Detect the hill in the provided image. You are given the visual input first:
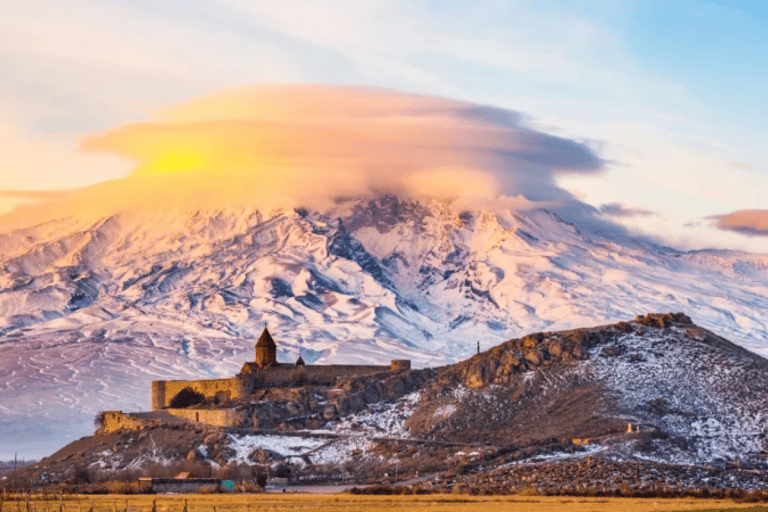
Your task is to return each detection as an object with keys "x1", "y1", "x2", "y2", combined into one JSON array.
[{"x1": 12, "y1": 313, "x2": 768, "y2": 493}]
